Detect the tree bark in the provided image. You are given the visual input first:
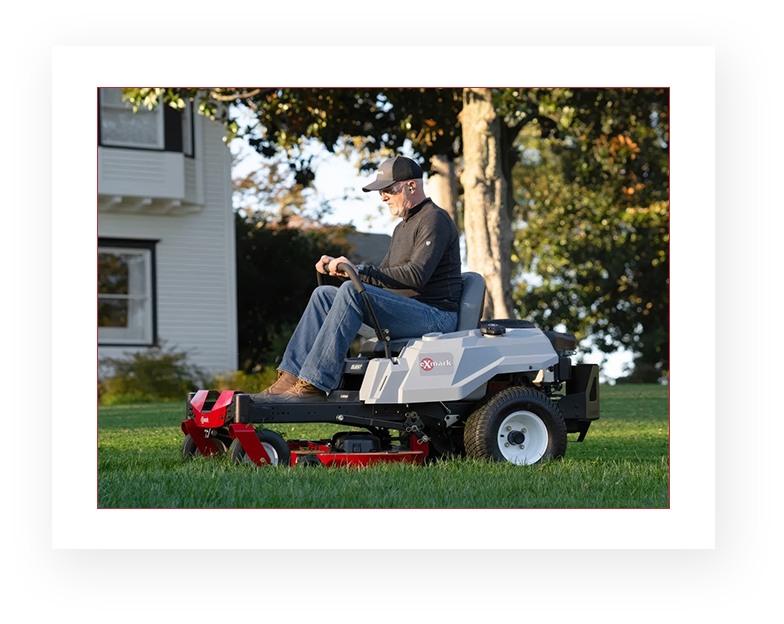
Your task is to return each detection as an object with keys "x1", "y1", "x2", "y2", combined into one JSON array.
[
  {"x1": 428, "y1": 154, "x2": 458, "y2": 227},
  {"x1": 459, "y1": 88, "x2": 513, "y2": 320}
]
